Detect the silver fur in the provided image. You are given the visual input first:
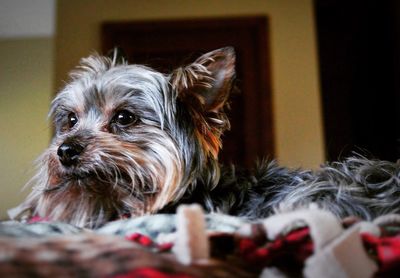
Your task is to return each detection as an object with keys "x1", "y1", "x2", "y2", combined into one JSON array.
[{"x1": 12, "y1": 47, "x2": 400, "y2": 228}]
